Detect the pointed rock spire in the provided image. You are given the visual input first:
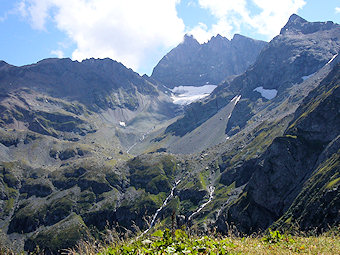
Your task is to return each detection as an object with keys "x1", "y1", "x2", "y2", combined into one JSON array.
[
  {"x1": 280, "y1": 13, "x2": 336, "y2": 35},
  {"x1": 280, "y1": 14, "x2": 308, "y2": 34},
  {"x1": 182, "y1": 34, "x2": 200, "y2": 46}
]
